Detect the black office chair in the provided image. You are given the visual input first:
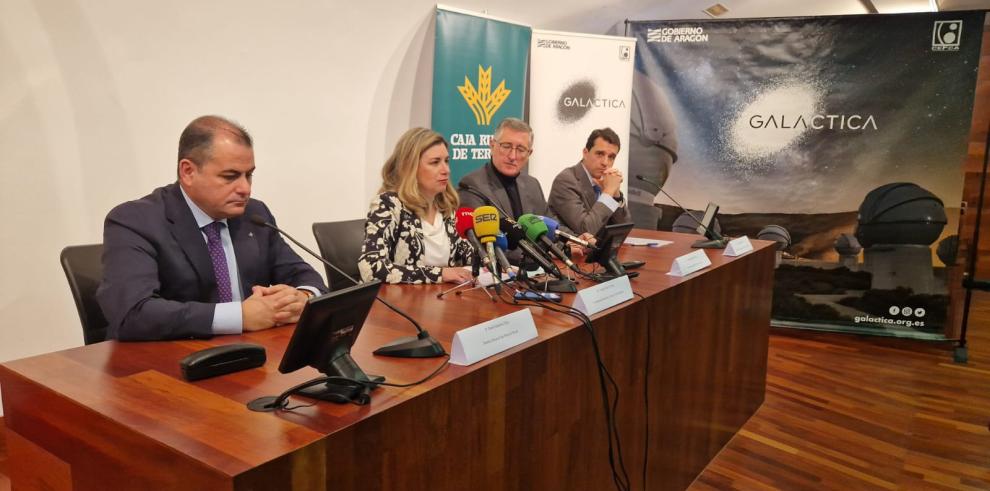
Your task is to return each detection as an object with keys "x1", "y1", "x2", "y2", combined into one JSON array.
[
  {"x1": 312, "y1": 219, "x2": 365, "y2": 291},
  {"x1": 60, "y1": 244, "x2": 108, "y2": 345}
]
